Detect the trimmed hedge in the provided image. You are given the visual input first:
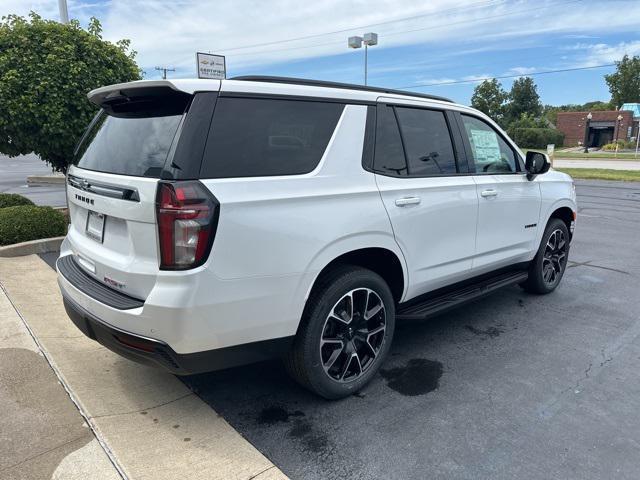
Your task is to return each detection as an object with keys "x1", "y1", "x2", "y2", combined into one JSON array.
[
  {"x1": 509, "y1": 128, "x2": 564, "y2": 149},
  {"x1": 0, "y1": 193, "x2": 34, "y2": 209},
  {"x1": 0, "y1": 205, "x2": 67, "y2": 246}
]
